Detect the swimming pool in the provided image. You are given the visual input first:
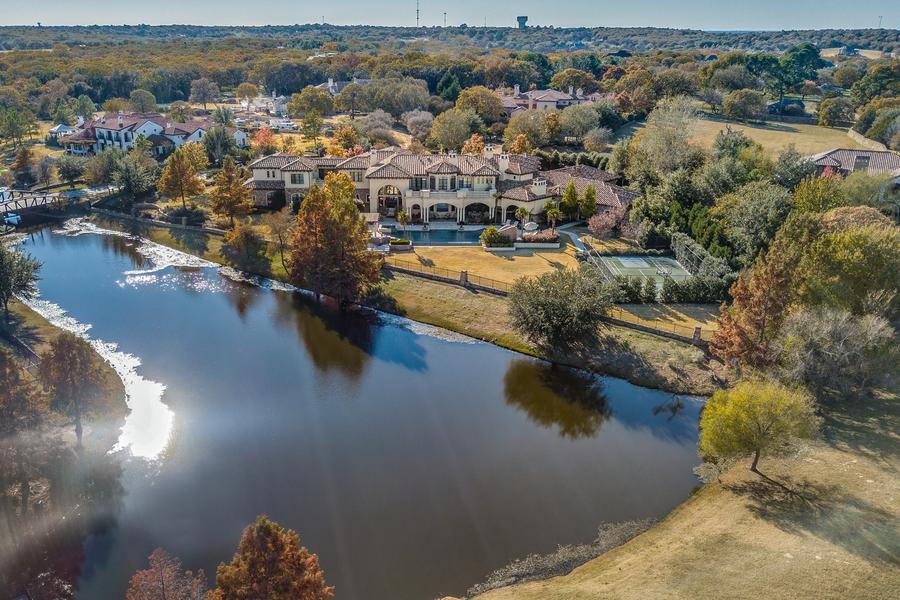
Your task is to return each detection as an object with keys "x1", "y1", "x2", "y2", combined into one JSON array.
[{"x1": 392, "y1": 228, "x2": 486, "y2": 245}]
